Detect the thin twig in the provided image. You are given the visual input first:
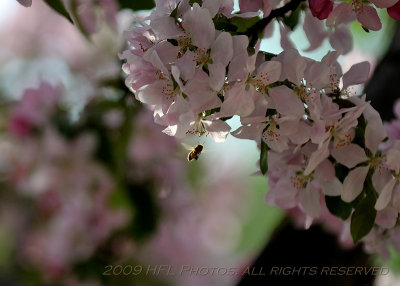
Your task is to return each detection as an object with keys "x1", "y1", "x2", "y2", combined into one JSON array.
[{"x1": 245, "y1": 0, "x2": 306, "y2": 47}]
